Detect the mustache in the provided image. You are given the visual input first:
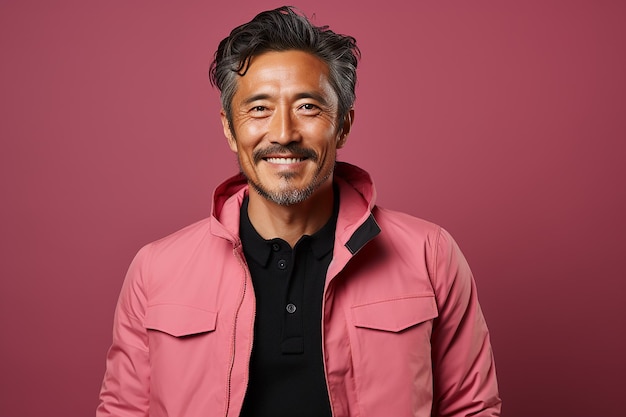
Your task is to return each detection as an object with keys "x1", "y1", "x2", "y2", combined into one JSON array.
[{"x1": 253, "y1": 144, "x2": 318, "y2": 163}]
